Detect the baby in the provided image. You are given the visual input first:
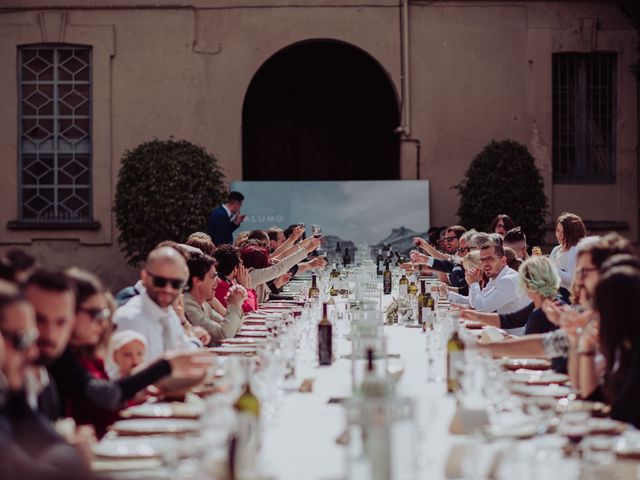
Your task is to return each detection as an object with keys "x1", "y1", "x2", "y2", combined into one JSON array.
[{"x1": 106, "y1": 330, "x2": 147, "y2": 380}]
